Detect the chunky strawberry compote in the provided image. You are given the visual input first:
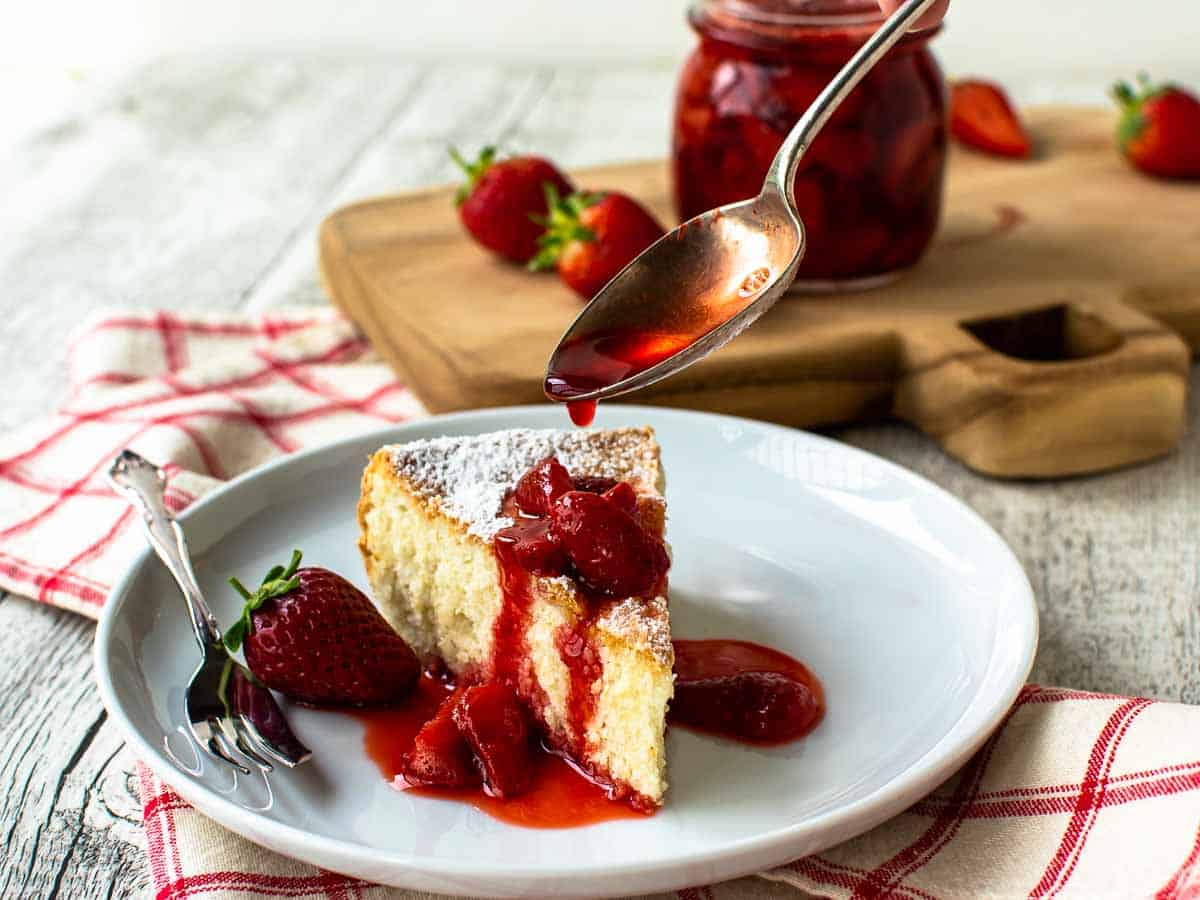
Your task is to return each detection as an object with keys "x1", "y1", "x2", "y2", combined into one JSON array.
[
  {"x1": 354, "y1": 670, "x2": 645, "y2": 829},
  {"x1": 671, "y1": 639, "x2": 824, "y2": 744},
  {"x1": 672, "y1": 0, "x2": 947, "y2": 287},
  {"x1": 498, "y1": 456, "x2": 670, "y2": 598}
]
